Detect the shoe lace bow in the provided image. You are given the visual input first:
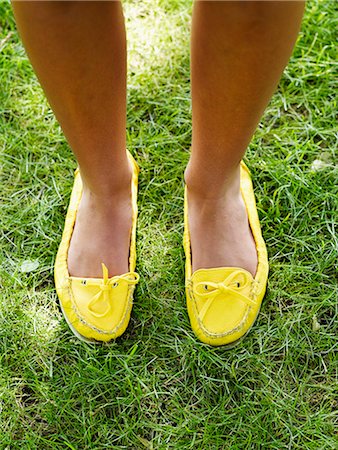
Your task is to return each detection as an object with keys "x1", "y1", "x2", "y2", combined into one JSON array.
[
  {"x1": 82, "y1": 263, "x2": 139, "y2": 318},
  {"x1": 192, "y1": 269, "x2": 255, "y2": 321}
]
